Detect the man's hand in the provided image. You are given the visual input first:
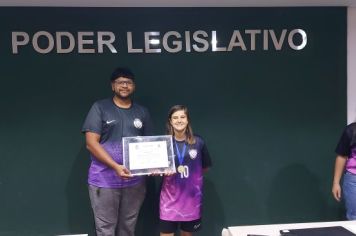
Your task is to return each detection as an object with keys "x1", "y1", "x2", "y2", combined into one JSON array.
[{"x1": 114, "y1": 165, "x2": 132, "y2": 179}]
